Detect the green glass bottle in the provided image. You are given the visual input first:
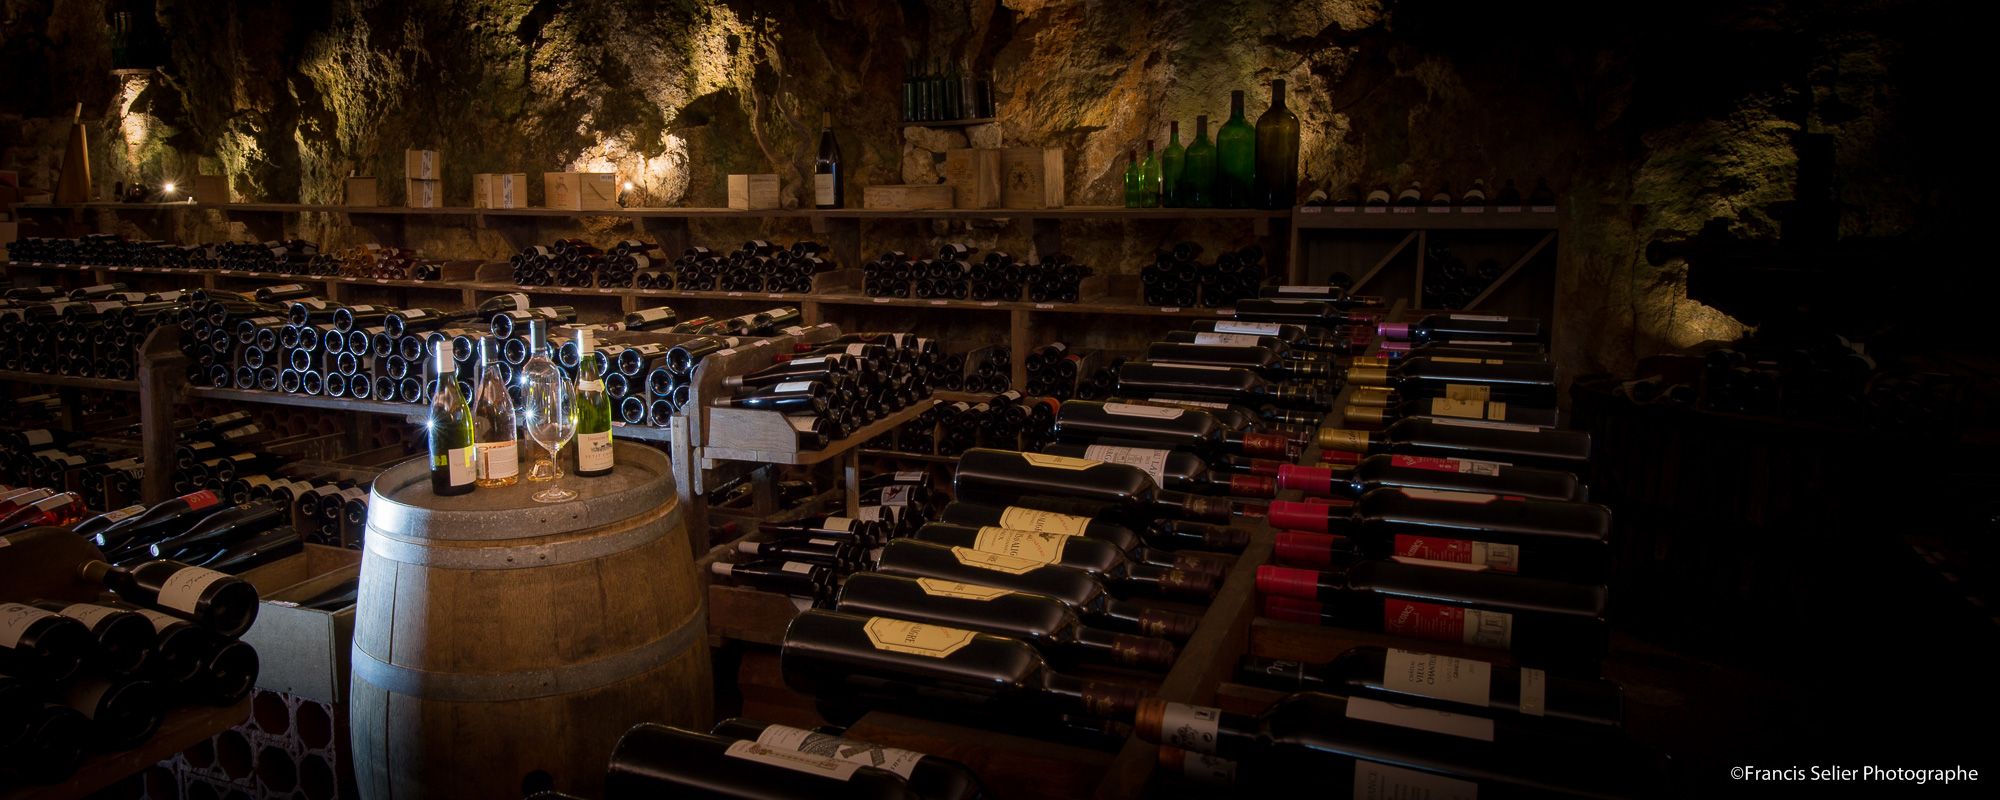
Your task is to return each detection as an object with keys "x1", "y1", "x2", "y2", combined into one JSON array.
[
  {"x1": 1254, "y1": 79, "x2": 1300, "y2": 209},
  {"x1": 1139, "y1": 140, "x2": 1162, "y2": 208},
  {"x1": 1216, "y1": 91, "x2": 1257, "y2": 208},
  {"x1": 1183, "y1": 115, "x2": 1217, "y2": 209},
  {"x1": 1122, "y1": 148, "x2": 1142, "y2": 208},
  {"x1": 427, "y1": 348, "x2": 475, "y2": 496},
  {"x1": 572, "y1": 328, "x2": 614, "y2": 477},
  {"x1": 1160, "y1": 122, "x2": 1186, "y2": 207}
]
